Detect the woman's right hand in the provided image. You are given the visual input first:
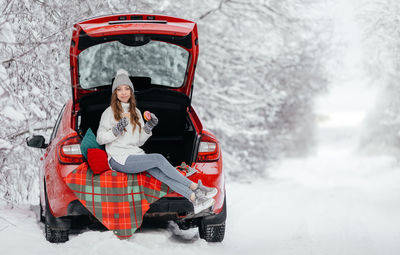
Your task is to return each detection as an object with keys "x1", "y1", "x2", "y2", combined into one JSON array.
[{"x1": 112, "y1": 117, "x2": 129, "y2": 136}]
